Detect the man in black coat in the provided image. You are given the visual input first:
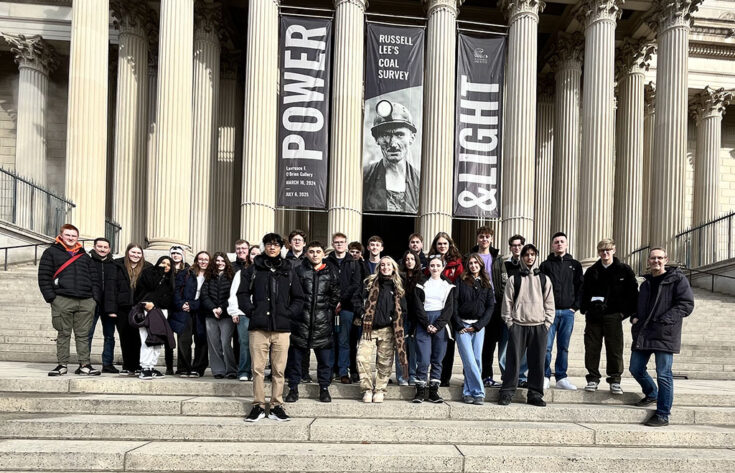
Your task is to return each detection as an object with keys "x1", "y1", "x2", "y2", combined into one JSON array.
[
  {"x1": 38, "y1": 224, "x2": 100, "y2": 377},
  {"x1": 580, "y1": 239, "x2": 638, "y2": 395},
  {"x1": 87, "y1": 237, "x2": 119, "y2": 374},
  {"x1": 286, "y1": 241, "x2": 341, "y2": 403},
  {"x1": 236, "y1": 233, "x2": 305, "y2": 423},
  {"x1": 629, "y1": 248, "x2": 694, "y2": 427}
]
